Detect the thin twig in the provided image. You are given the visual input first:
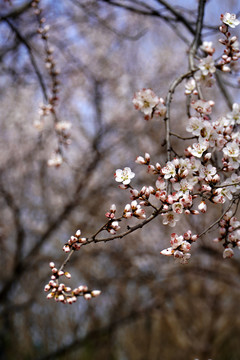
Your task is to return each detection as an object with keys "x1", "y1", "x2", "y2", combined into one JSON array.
[{"x1": 188, "y1": 0, "x2": 206, "y2": 100}]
